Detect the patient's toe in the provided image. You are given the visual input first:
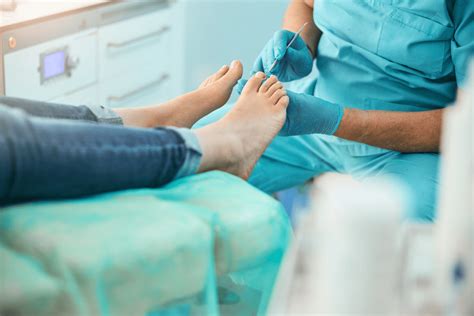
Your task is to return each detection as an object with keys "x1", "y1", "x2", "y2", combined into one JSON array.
[
  {"x1": 214, "y1": 65, "x2": 230, "y2": 81},
  {"x1": 242, "y1": 72, "x2": 266, "y2": 94},
  {"x1": 221, "y1": 60, "x2": 243, "y2": 84}
]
